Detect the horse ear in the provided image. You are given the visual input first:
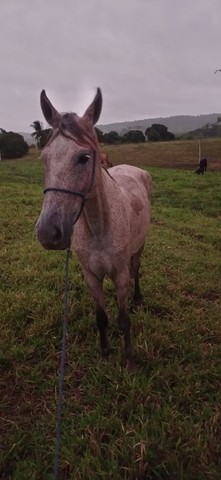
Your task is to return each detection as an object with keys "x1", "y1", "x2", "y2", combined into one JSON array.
[
  {"x1": 40, "y1": 90, "x2": 61, "y2": 128},
  {"x1": 83, "y1": 88, "x2": 102, "y2": 125}
]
